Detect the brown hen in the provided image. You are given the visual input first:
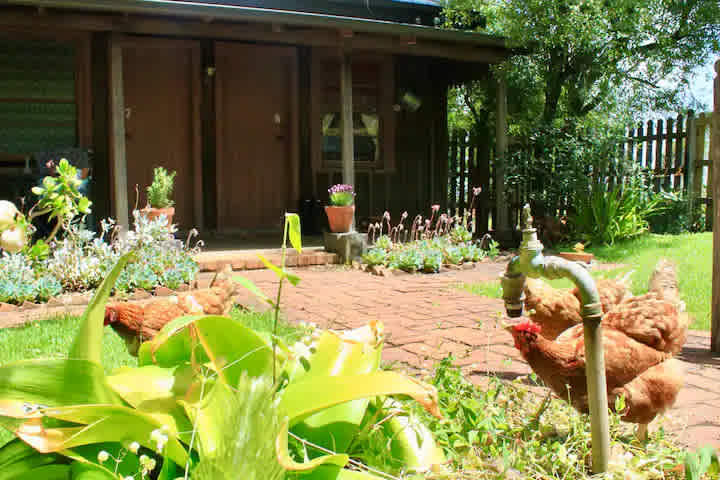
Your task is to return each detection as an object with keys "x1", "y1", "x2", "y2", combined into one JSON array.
[
  {"x1": 524, "y1": 276, "x2": 631, "y2": 340},
  {"x1": 508, "y1": 320, "x2": 683, "y2": 438},
  {"x1": 105, "y1": 264, "x2": 237, "y2": 354}
]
